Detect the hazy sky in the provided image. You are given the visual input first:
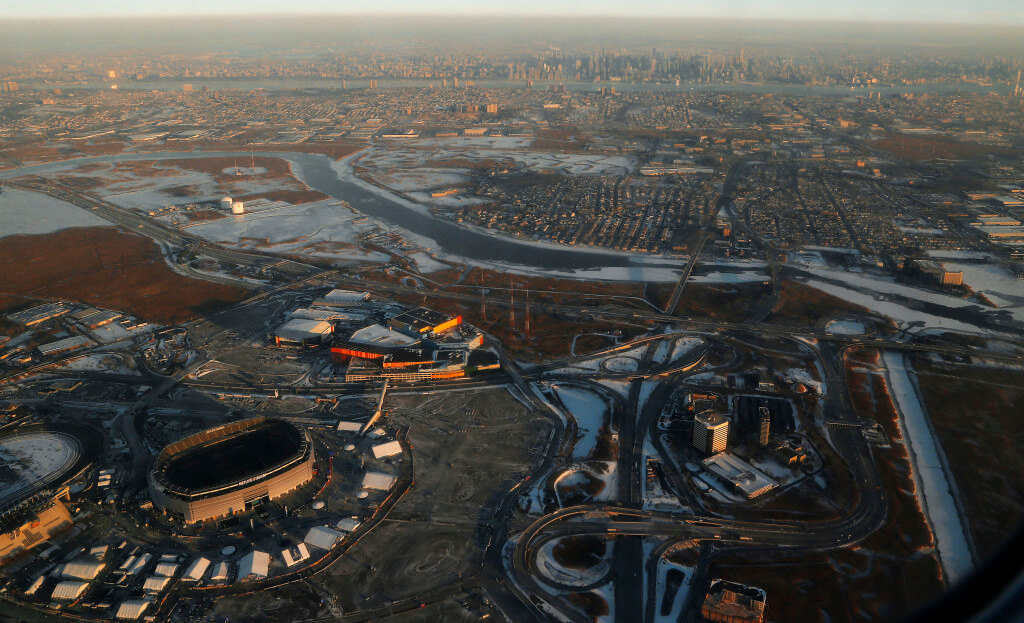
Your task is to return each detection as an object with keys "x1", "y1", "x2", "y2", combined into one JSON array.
[{"x1": 2, "y1": 0, "x2": 1022, "y2": 24}]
